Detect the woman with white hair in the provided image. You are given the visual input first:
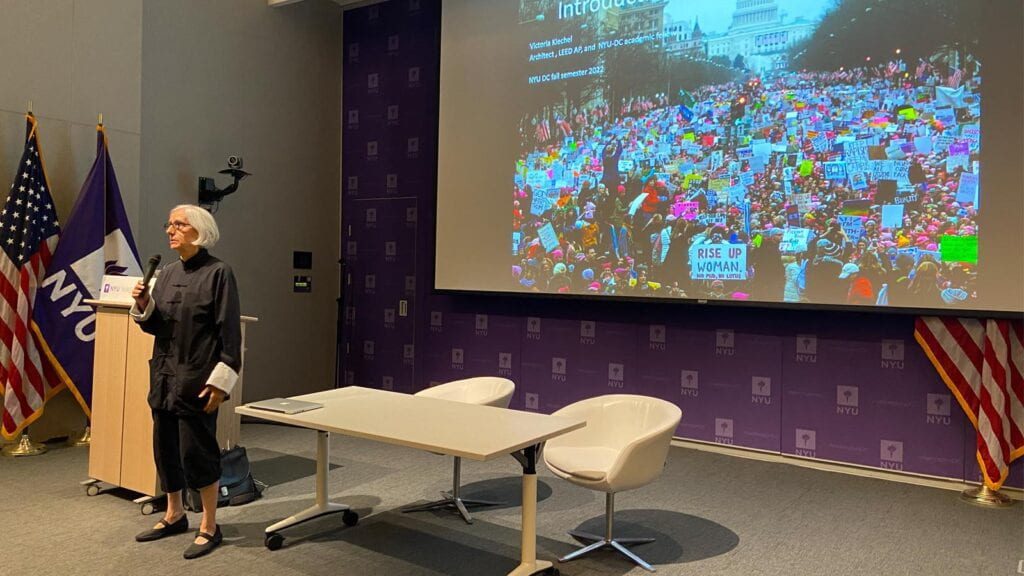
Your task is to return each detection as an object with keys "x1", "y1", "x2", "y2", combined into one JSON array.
[{"x1": 130, "y1": 204, "x2": 241, "y2": 559}]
